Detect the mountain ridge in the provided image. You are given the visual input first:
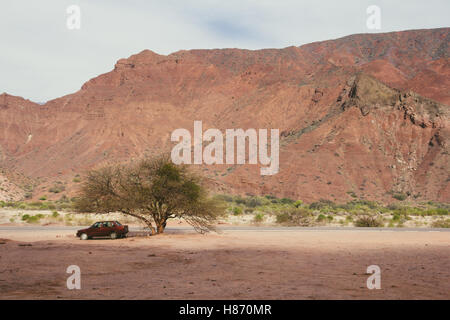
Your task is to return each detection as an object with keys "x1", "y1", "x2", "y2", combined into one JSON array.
[{"x1": 0, "y1": 28, "x2": 448, "y2": 203}]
